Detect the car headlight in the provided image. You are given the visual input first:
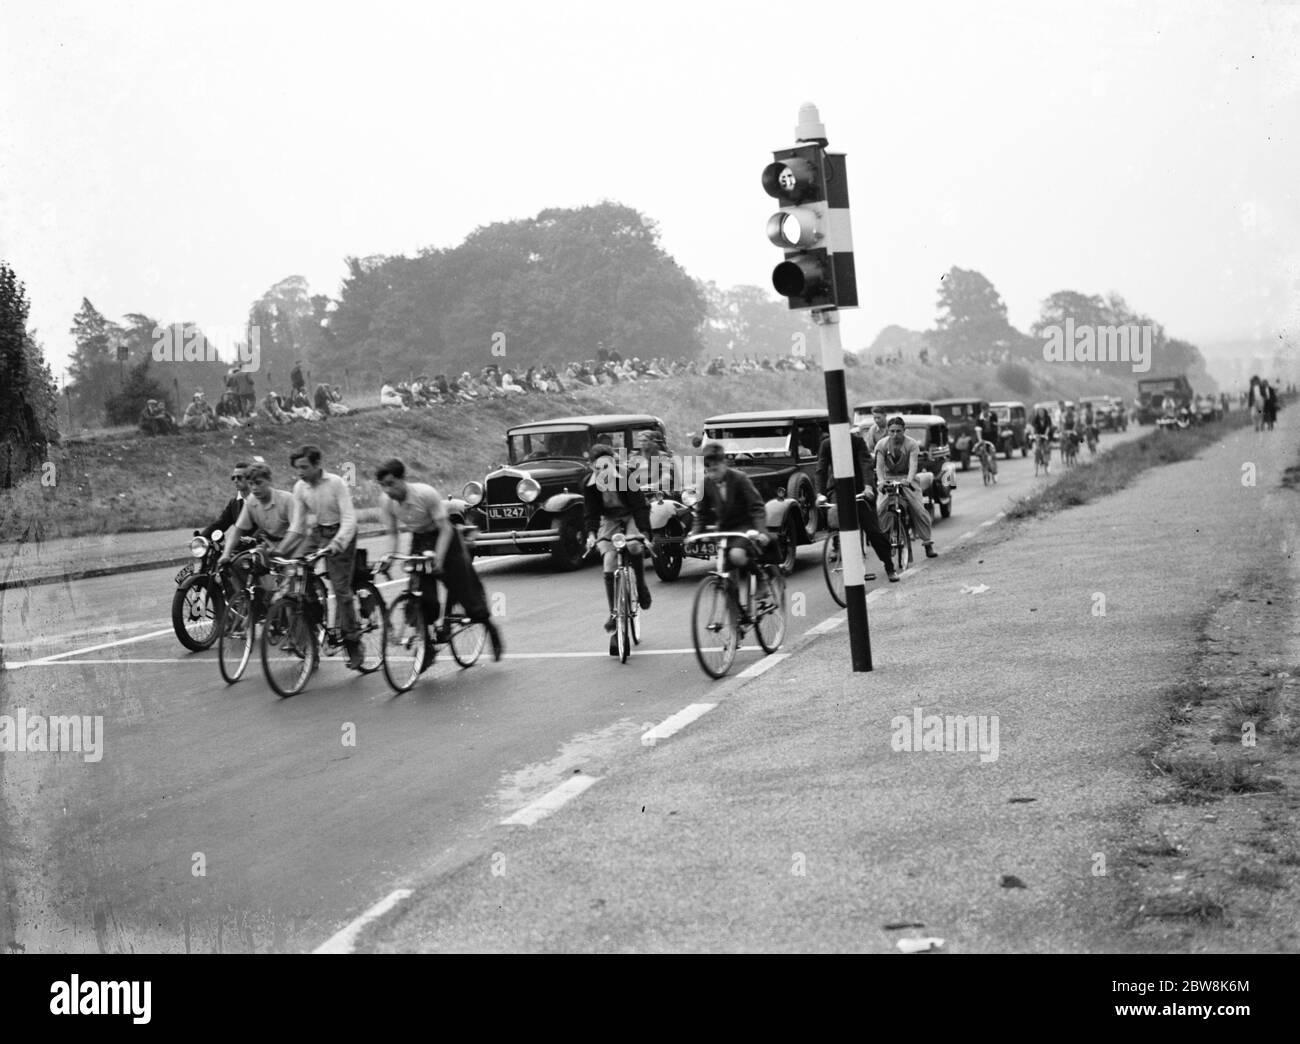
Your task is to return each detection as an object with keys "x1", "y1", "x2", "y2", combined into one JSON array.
[
  {"x1": 682, "y1": 488, "x2": 699, "y2": 507},
  {"x1": 516, "y1": 477, "x2": 541, "y2": 503},
  {"x1": 611, "y1": 533, "x2": 627, "y2": 550},
  {"x1": 189, "y1": 536, "x2": 210, "y2": 558},
  {"x1": 462, "y1": 481, "x2": 484, "y2": 506}
]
